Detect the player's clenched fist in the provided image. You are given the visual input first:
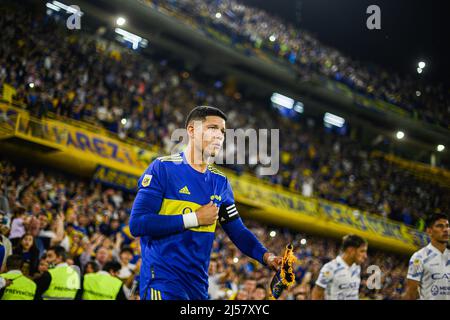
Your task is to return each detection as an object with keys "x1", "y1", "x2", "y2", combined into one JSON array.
[{"x1": 195, "y1": 201, "x2": 219, "y2": 225}]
